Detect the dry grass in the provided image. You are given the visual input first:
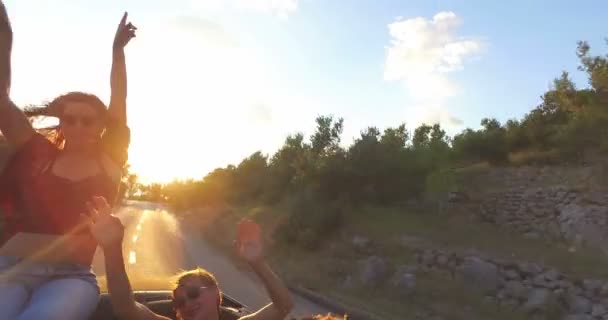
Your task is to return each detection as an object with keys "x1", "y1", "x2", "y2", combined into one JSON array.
[{"x1": 508, "y1": 149, "x2": 562, "y2": 166}]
